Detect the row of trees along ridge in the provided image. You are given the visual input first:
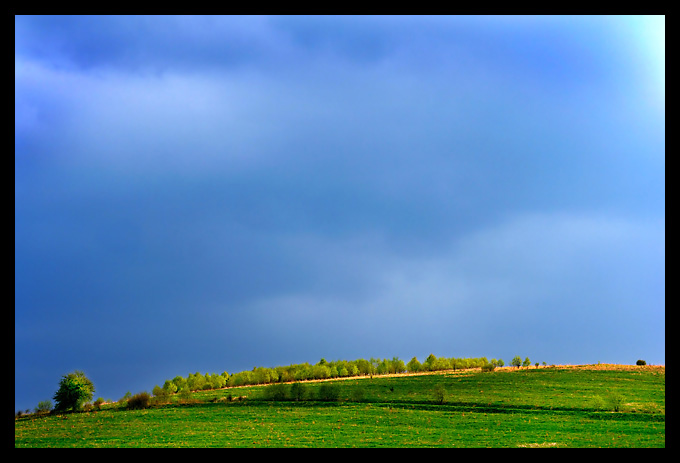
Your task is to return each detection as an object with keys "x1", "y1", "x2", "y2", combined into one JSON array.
[{"x1": 153, "y1": 355, "x2": 510, "y2": 395}]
